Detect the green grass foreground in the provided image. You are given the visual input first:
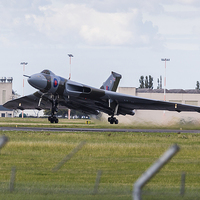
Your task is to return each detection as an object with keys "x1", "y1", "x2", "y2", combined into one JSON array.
[{"x1": 0, "y1": 130, "x2": 200, "y2": 199}]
